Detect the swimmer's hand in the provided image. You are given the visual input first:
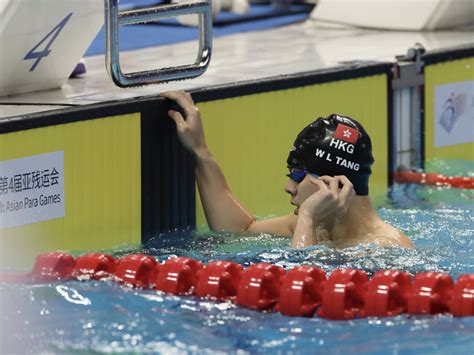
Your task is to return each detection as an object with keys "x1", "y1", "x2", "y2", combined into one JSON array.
[
  {"x1": 300, "y1": 175, "x2": 354, "y2": 224},
  {"x1": 292, "y1": 175, "x2": 355, "y2": 247},
  {"x1": 161, "y1": 91, "x2": 208, "y2": 156}
]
